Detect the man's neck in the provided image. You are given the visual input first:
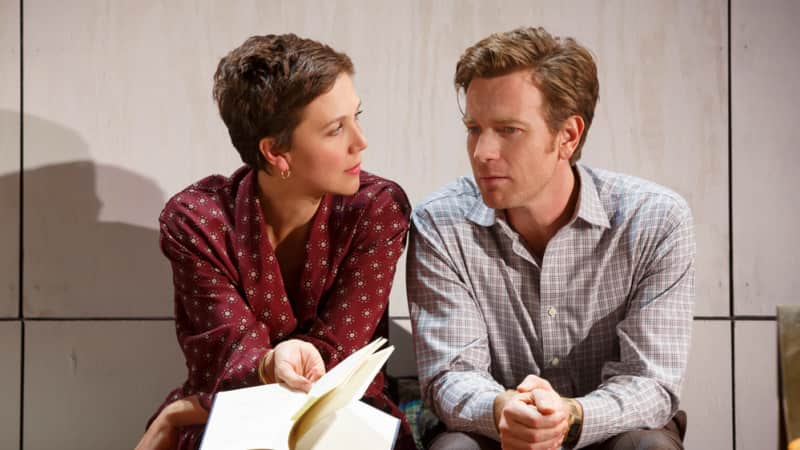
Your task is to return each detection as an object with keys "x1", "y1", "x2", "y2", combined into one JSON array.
[{"x1": 506, "y1": 163, "x2": 580, "y2": 258}]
